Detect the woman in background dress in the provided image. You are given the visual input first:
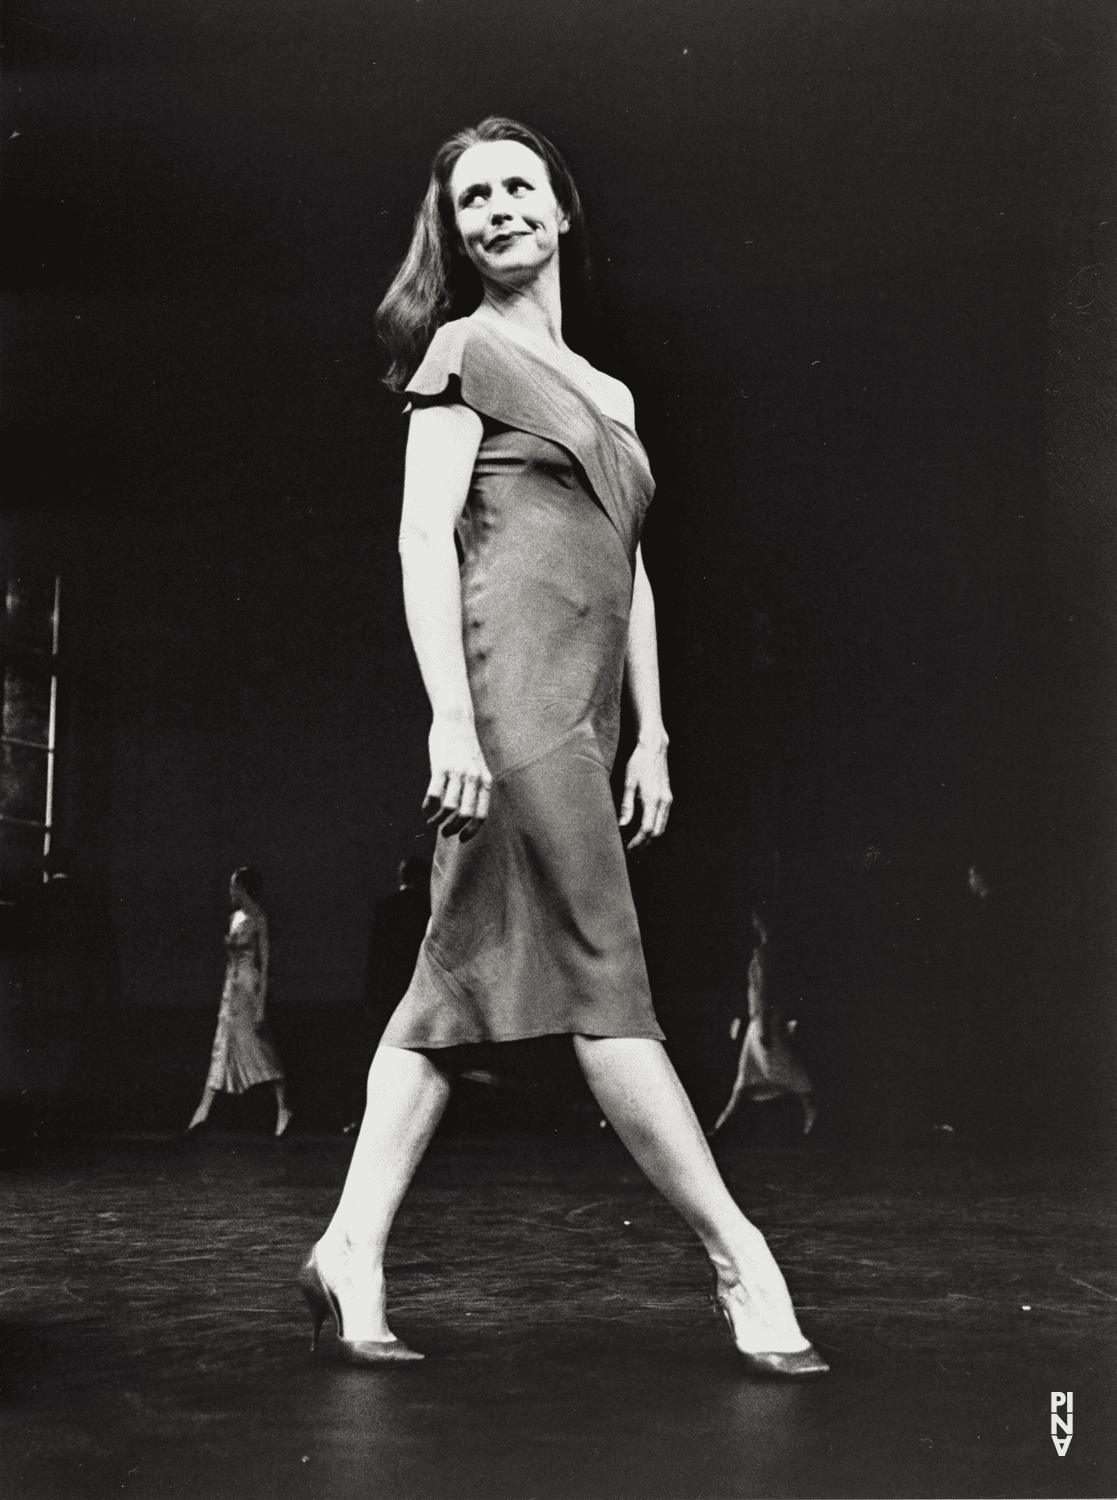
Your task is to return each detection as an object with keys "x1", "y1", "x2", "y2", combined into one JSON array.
[
  {"x1": 187, "y1": 866, "x2": 292, "y2": 1138},
  {"x1": 298, "y1": 117, "x2": 827, "y2": 1377},
  {"x1": 710, "y1": 911, "x2": 819, "y2": 1137}
]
